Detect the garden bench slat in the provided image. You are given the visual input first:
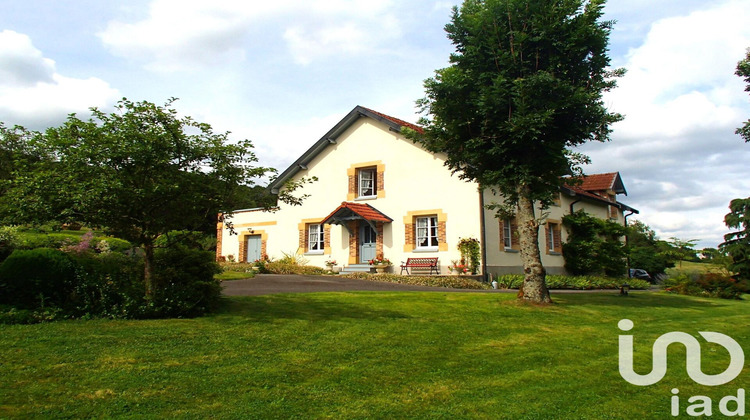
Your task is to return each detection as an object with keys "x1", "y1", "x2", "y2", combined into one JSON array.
[{"x1": 400, "y1": 257, "x2": 440, "y2": 275}]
